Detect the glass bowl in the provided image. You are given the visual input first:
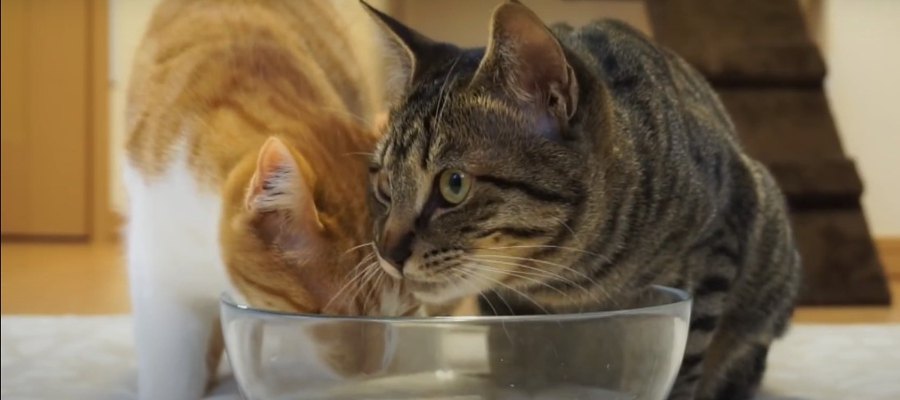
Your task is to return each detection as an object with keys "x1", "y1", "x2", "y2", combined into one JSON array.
[{"x1": 220, "y1": 285, "x2": 691, "y2": 400}]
